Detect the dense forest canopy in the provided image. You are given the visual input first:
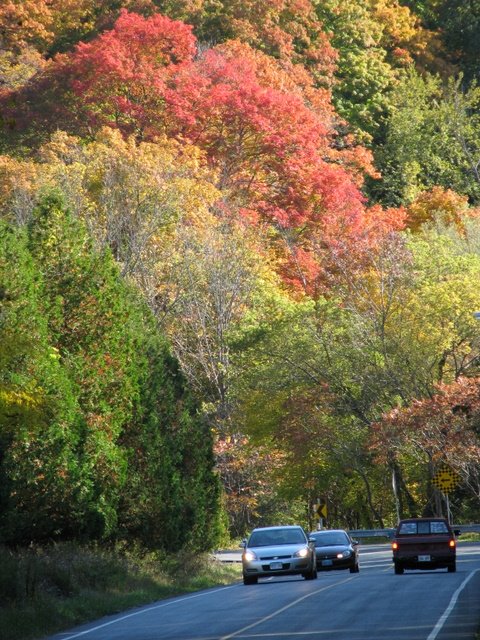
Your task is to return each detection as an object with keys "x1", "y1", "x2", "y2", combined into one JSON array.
[{"x1": 0, "y1": 0, "x2": 479, "y2": 548}]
